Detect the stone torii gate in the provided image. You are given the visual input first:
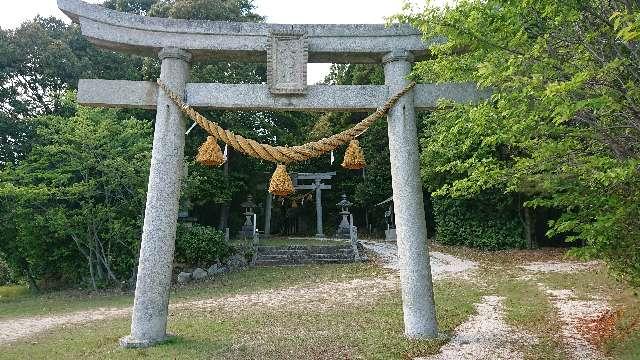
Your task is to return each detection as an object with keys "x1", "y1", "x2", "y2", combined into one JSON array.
[
  {"x1": 58, "y1": 0, "x2": 486, "y2": 348},
  {"x1": 294, "y1": 172, "x2": 335, "y2": 237}
]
